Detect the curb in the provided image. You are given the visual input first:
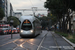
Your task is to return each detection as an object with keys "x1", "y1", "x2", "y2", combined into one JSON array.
[
  {"x1": 53, "y1": 31, "x2": 75, "y2": 49},
  {"x1": 62, "y1": 36, "x2": 75, "y2": 48}
]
